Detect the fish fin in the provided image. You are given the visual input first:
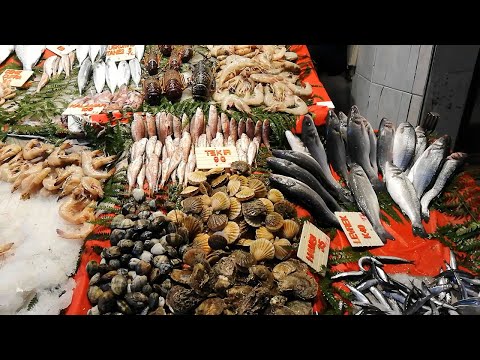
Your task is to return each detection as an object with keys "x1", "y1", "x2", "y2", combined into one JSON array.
[{"x1": 413, "y1": 225, "x2": 427, "y2": 238}]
